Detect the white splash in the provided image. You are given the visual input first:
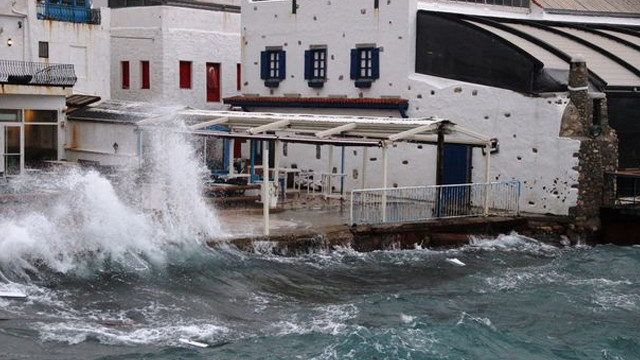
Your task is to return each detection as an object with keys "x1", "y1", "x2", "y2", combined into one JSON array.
[{"x1": 0, "y1": 125, "x2": 225, "y2": 280}]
